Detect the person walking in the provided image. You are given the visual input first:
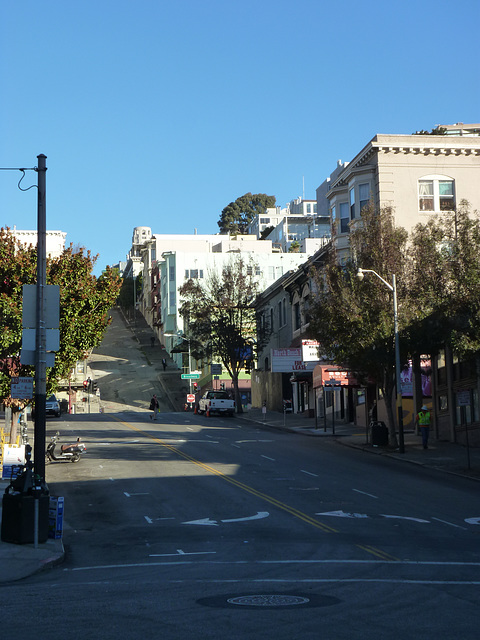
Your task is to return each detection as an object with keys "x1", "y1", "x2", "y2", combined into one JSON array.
[
  {"x1": 149, "y1": 394, "x2": 160, "y2": 421},
  {"x1": 162, "y1": 358, "x2": 167, "y2": 371},
  {"x1": 415, "y1": 404, "x2": 431, "y2": 449}
]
